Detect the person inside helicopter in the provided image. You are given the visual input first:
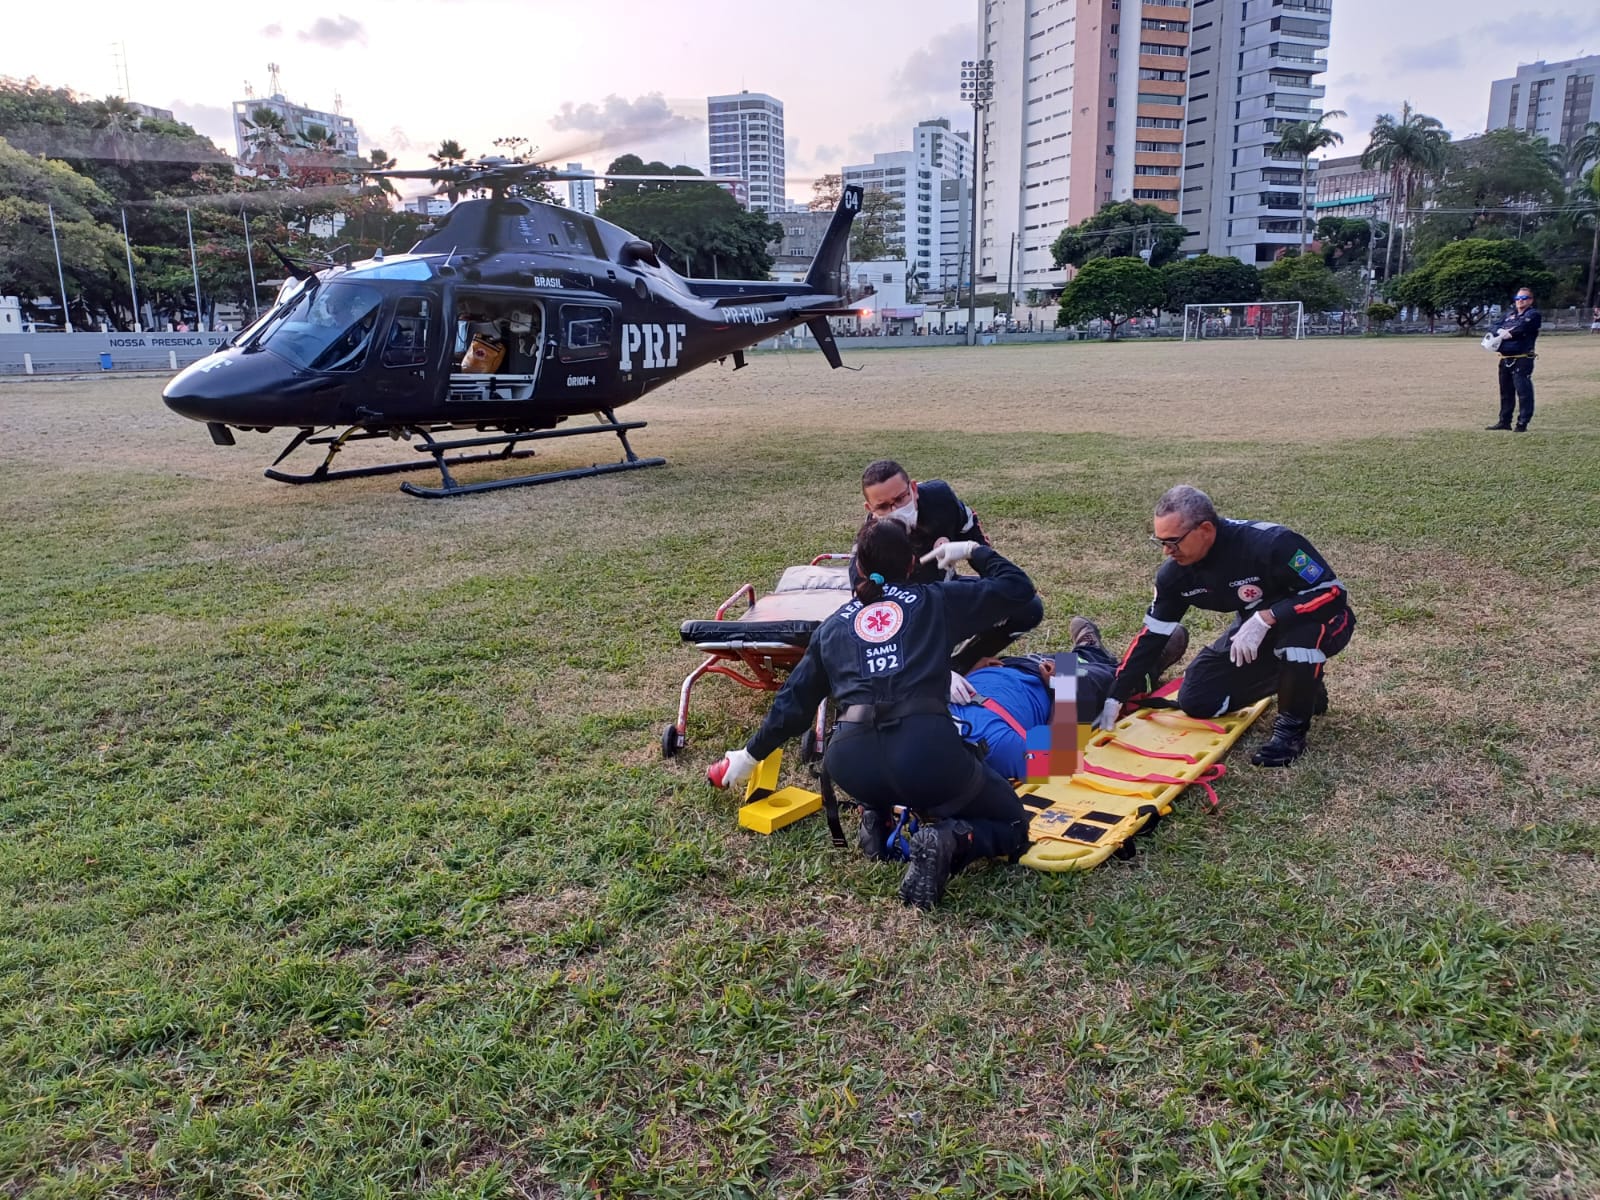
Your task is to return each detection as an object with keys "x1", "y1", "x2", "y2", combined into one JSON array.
[{"x1": 254, "y1": 282, "x2": 382, "y2": 373}]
